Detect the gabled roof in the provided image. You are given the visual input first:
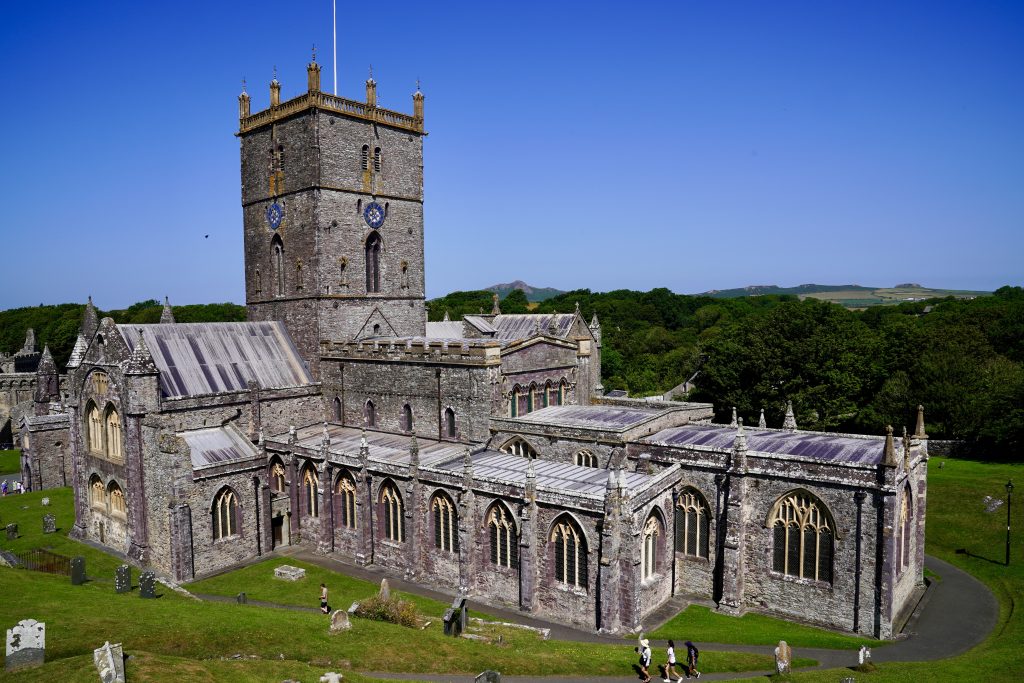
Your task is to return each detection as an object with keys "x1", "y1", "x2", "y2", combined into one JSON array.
[
  {"x1": 117, "y1": 322, "x2": 313, "y2": 398},
  {"x1": 424, "y1": 320, "x2": 465, "y2": 338},
  {"x1": 490, "y1": 313, "x2": 578, "y2": 340}
]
